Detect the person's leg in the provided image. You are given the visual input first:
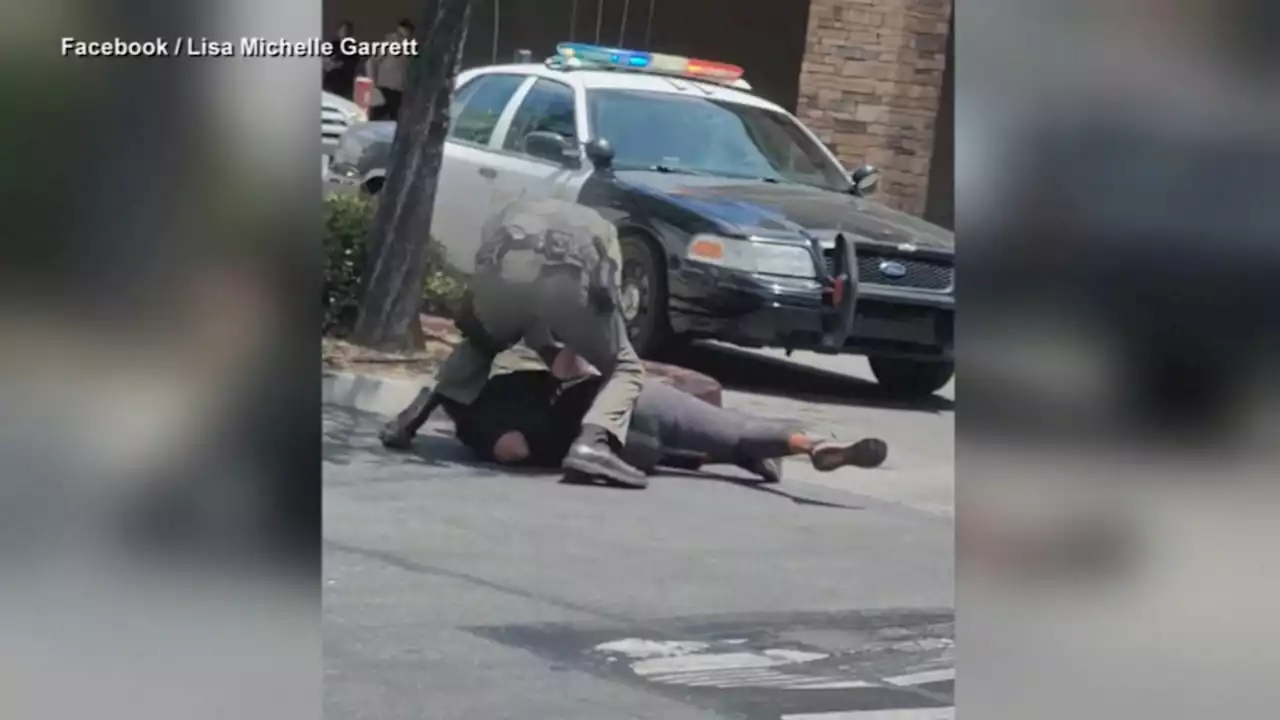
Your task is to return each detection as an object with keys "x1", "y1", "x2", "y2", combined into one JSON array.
[
  {"x1": 633, "y1": 381, "x2": 889, "y2": 480},
  {"x1": 539, "y1": 279, "x2": 648, "y2": 488},
  {"x1": 380, "y1": 284, "x2": 524, "y2": 450},
  {"x1": 383, "y1": 89, "x2": 403, "y2": 120},
  {"x1": 629, "y1": 381, "x2": 790, "y2": 481},
  {"x1": 379, "y1": 337, "x2": 497, "y2": 449}
]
